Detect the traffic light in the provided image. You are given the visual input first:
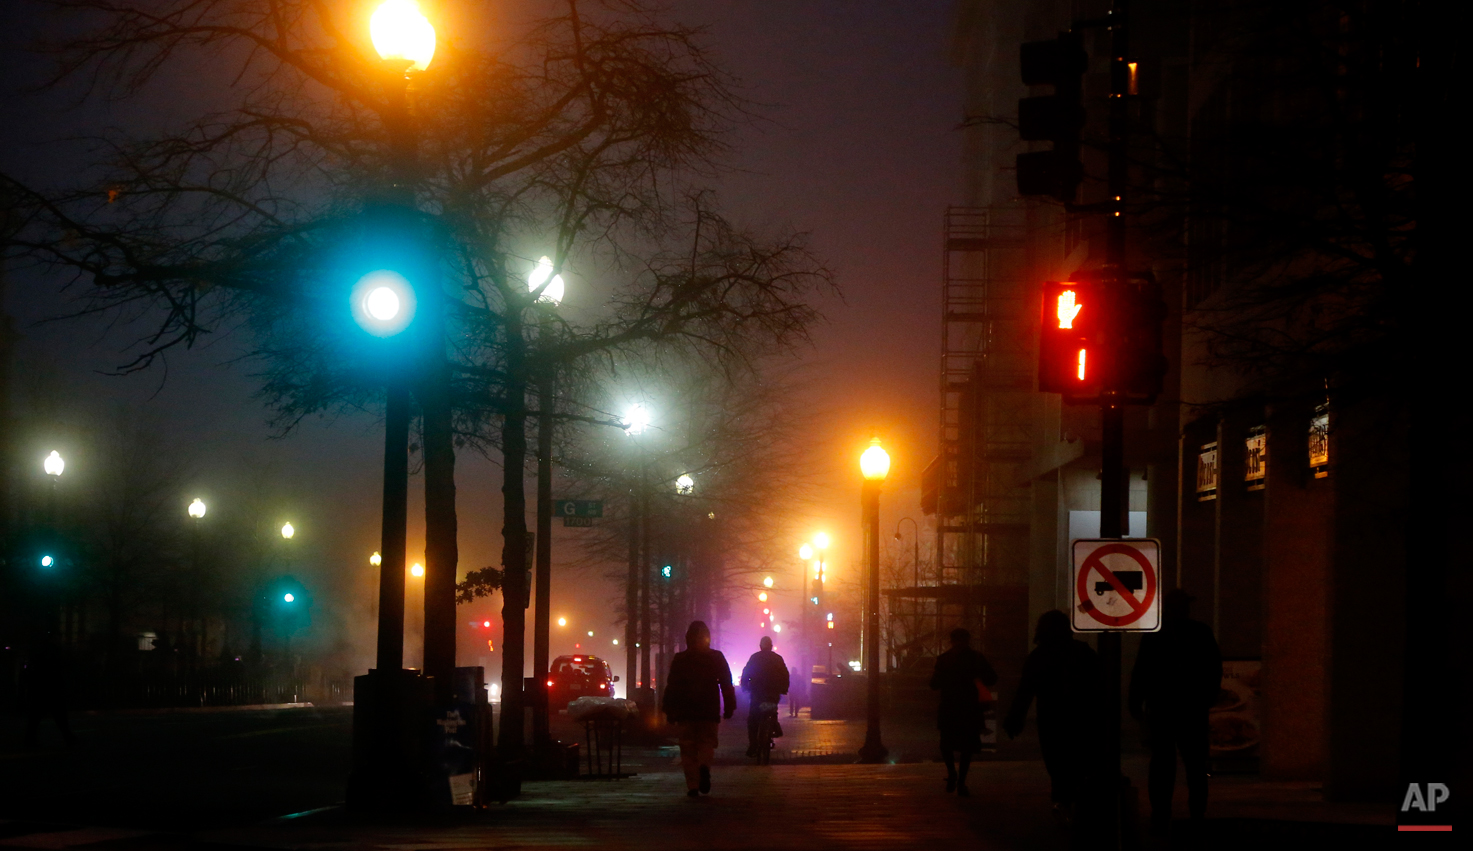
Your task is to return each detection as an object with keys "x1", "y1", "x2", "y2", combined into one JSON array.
[
  {"x1": 1038, "y1": 274, "x2": 1167, "y2": 404},
  {"x1": 1016, "y1": 32, "x2": 1087, "y2": 201},
  {"x1": 1039, "y1": 280, "x2": 1102, "y2": 402}
]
